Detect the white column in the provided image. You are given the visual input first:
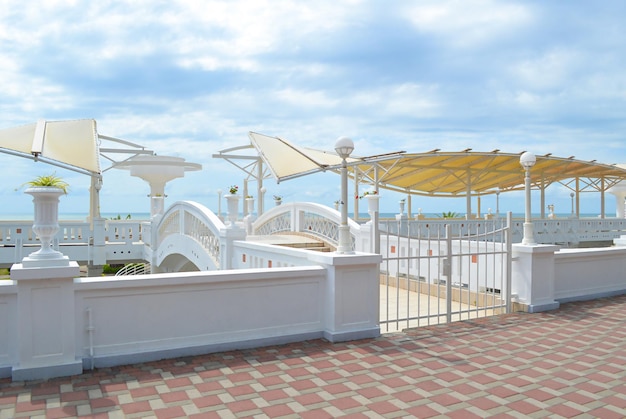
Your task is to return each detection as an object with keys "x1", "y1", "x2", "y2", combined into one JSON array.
[
  {"x1": 11, "y1": 262, "x2": 82, "y2": 381},
  {"x1": 511, "y1": 244, "x2": 560, "y2": 313},
  {"x1": 520, "y1": 152, "x2": 537, "y2": 245},
  {"x1": 335, "y1": 137, "x2": 354, "y2": 254}
]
